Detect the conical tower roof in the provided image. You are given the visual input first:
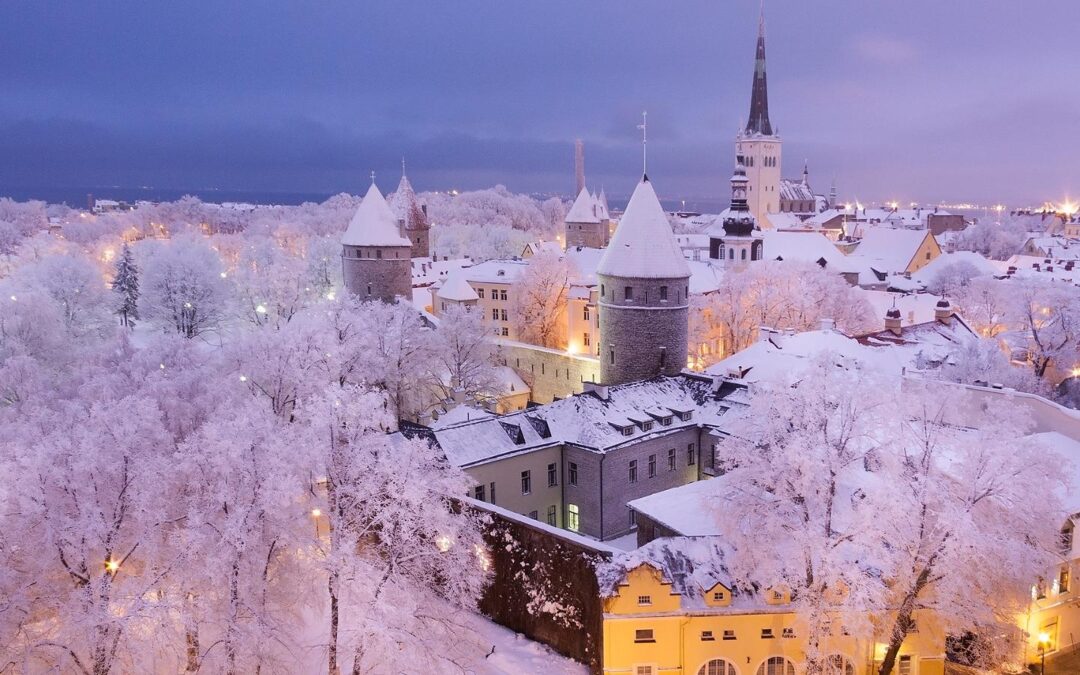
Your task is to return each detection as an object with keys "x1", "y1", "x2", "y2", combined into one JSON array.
[
  {"x1": 390, "y1": 174, "x2": 428, "y2": 230},
  {"x1": 597, "y1": 177, "x2": 690, "y2": 280},
  {"x1": 745, "y1": 9, "x2": 774, "y2": 136},
  {"x1": 342, "y1": 182, "x2": 412, "y2": 247},
  {"x1": 566, "y1": 187, "x2": 601, "y2": 224}
]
